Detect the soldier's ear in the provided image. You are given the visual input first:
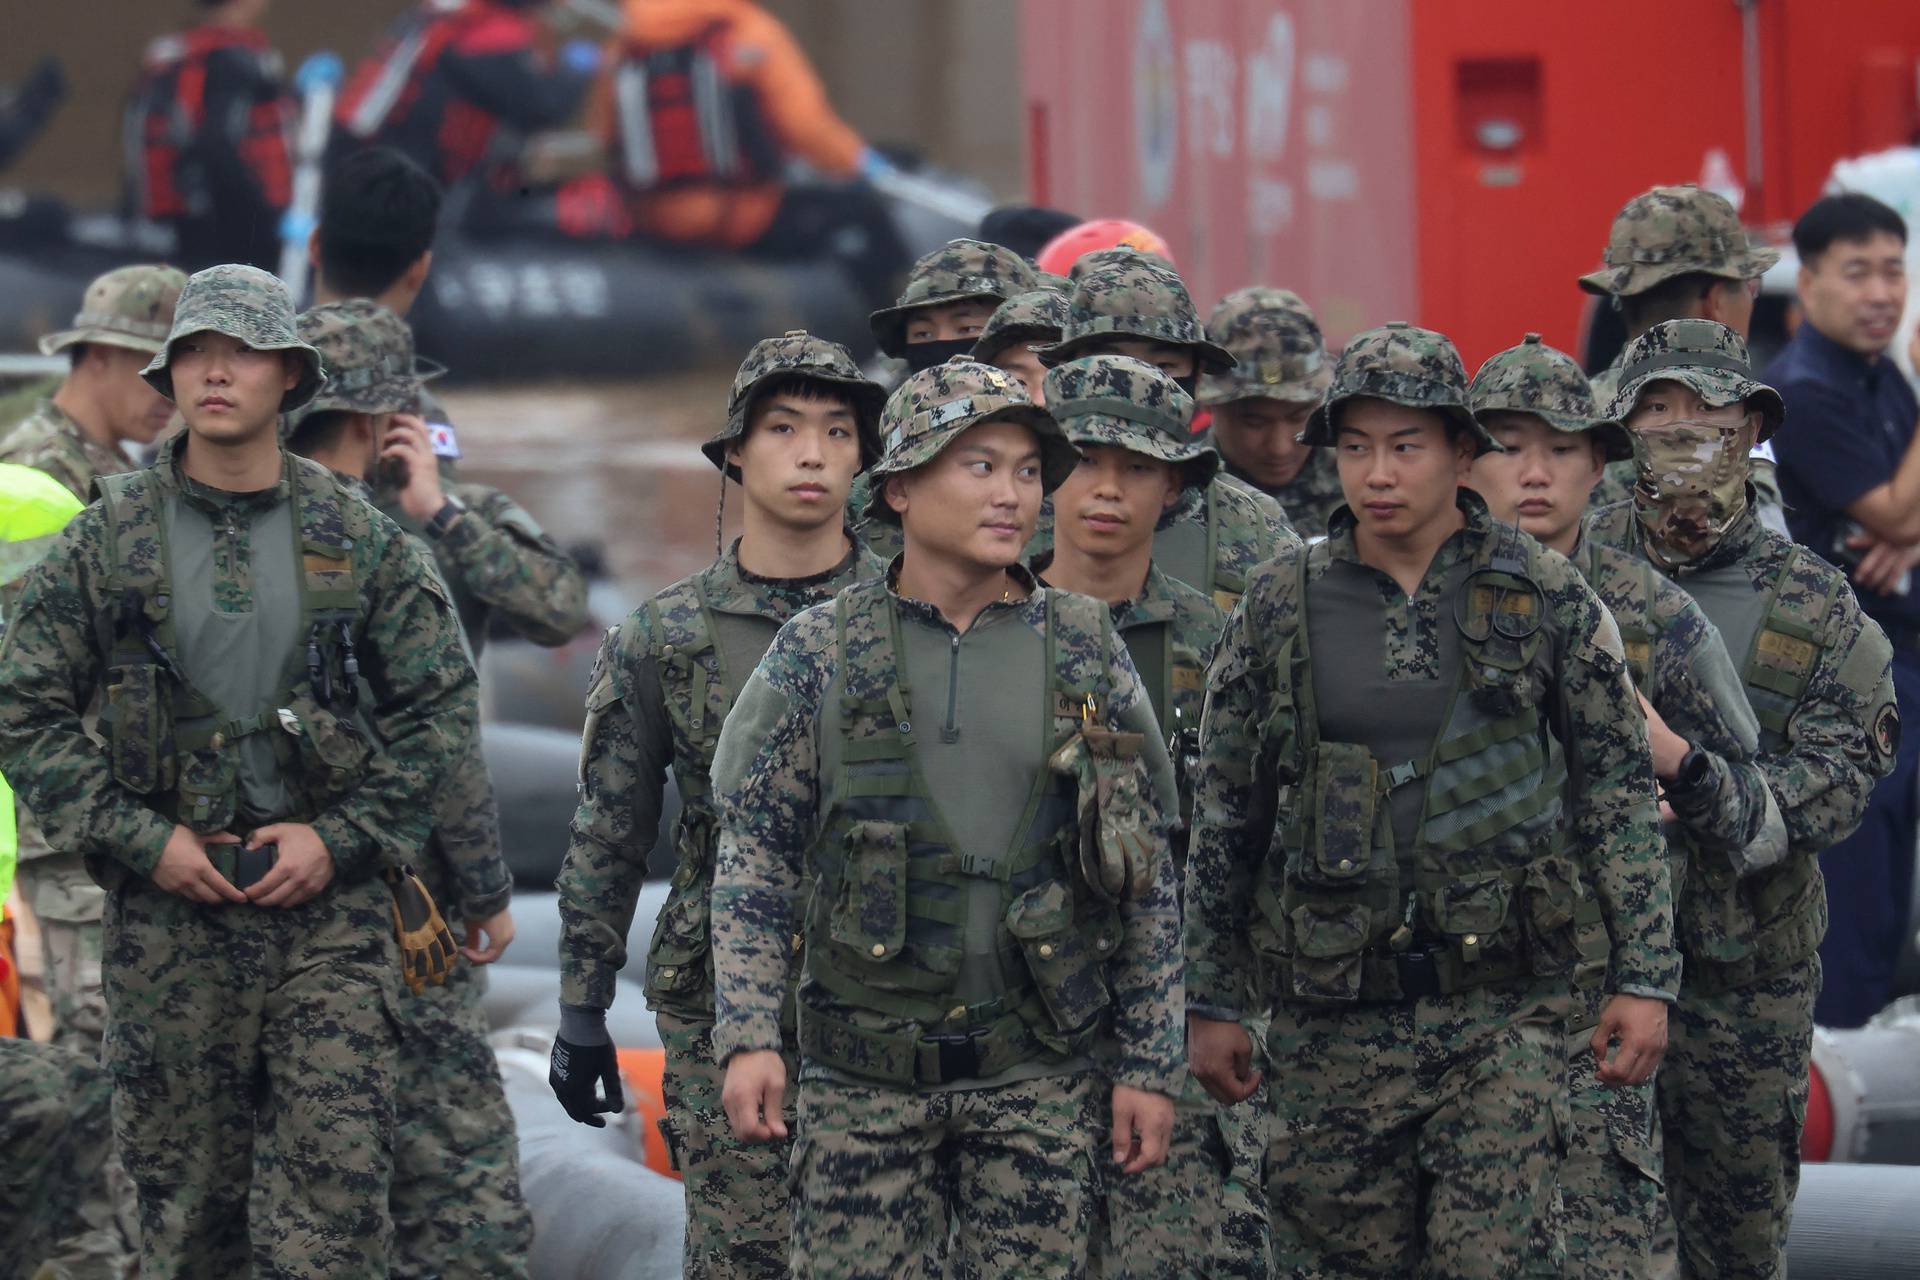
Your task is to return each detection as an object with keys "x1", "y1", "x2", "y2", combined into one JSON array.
[
  {"x1": 281, "y1": 353, "x2": 303, "y2": 392},
  {"x1": 883, "y1": 474, "x2": 910, "y2": 517}
]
